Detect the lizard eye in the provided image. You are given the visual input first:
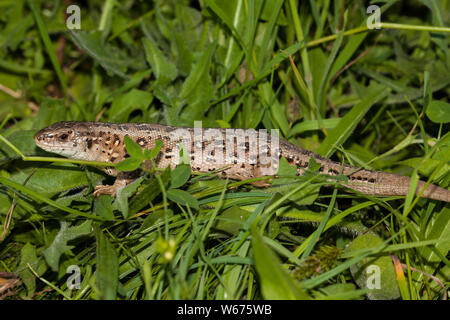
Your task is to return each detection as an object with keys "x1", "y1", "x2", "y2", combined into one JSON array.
[{"x1": 60, "y1": 133, "x2": 68, "y2": 140}]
